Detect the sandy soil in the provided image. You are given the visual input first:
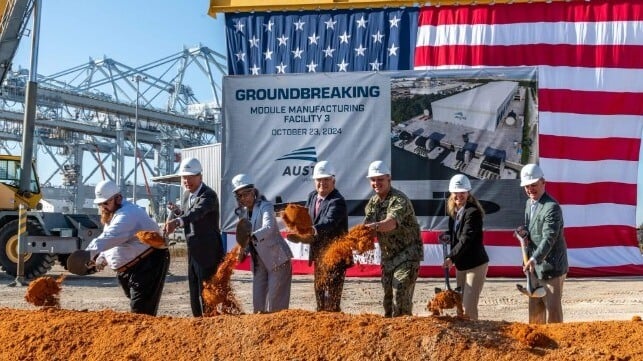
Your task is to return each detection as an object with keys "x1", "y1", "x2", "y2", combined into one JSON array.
[
  {"x1": 0, "y1": 245, "x2": 641, "y2": 360},
  {"x1": 0, "y1": 245, "x2": 640, "y2": 322}
]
